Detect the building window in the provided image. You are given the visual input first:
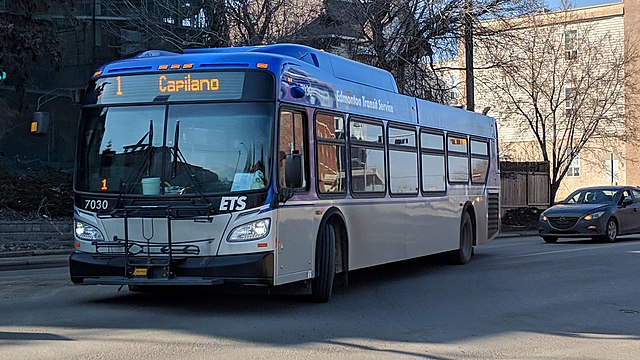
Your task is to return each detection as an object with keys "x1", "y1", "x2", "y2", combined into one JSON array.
[
  {"x1": 448, "y1": 75, "x2": 460, "y2": 105},
  {"x1": 567, "y1": 152, "x2": 580, "y2": 177},
  {"x1": 565, "y1": 87, "x2": 576, "y2": 117},
  {"x1": 565, "y1": 30, "x2": 577, "y2": 60}
]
